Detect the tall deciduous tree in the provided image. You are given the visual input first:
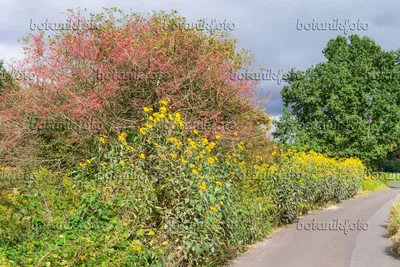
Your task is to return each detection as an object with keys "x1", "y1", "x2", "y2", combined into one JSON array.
[{"x1": 274, "y1": 35, "x2": 400, "y2": 166}]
